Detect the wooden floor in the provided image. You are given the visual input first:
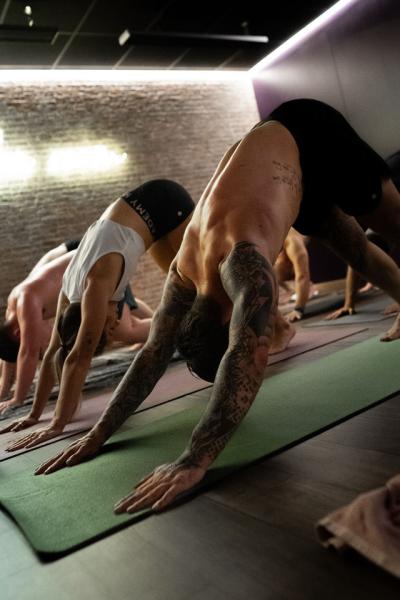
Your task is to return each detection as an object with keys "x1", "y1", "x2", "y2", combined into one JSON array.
[{"x1": 1, "y1": 293, "x2": 400, "y2": 600}]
